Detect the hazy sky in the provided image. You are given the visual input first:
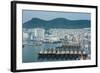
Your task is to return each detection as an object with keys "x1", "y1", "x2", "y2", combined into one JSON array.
[{"x1": 22, "y1": 10, "x2": 91, "y2": 23}]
